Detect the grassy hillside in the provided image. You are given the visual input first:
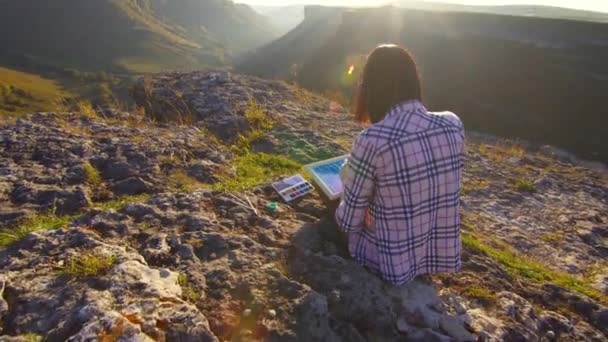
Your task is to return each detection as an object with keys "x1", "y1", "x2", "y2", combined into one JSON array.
[
  {"x1": 0, "y1": 0, "x2": 278, "y2": 116},
  {"x1": 0, "y1": 0, "x2": 224, "y2": 74},
  {"x1": 0, "y1": 0, "x2": 277, "y2": 74},
  {"x1": 0, "y1": 67, "x2": 68, "y2": 117}
]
